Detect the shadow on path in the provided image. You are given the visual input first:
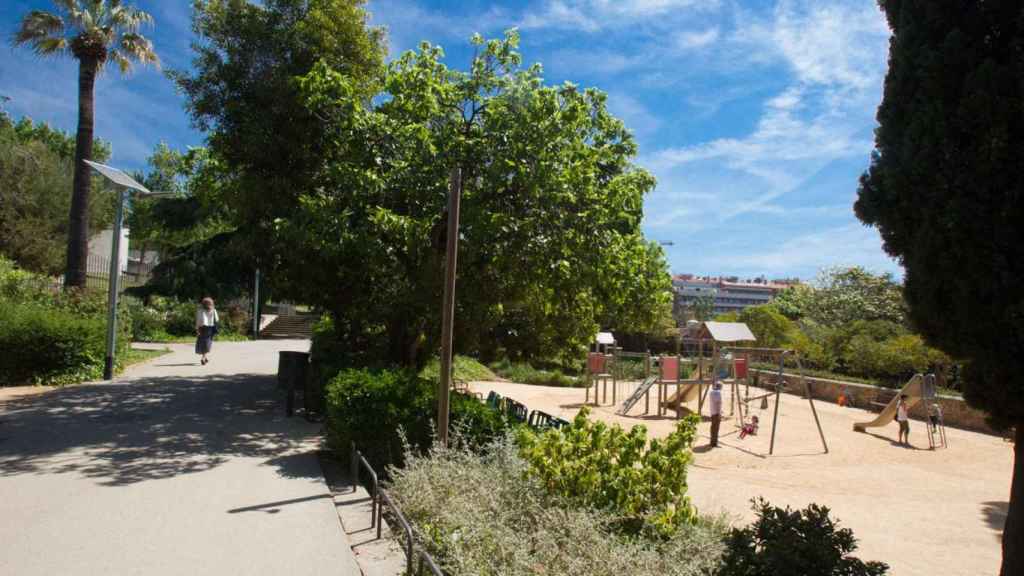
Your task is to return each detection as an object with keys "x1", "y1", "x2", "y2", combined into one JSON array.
[
  {"x1": 982, "y1": 501, "x2": 1008, "y2": 537},
  {"x1": 0, "y1": 373, "x2": 319, "y2": 486}
]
